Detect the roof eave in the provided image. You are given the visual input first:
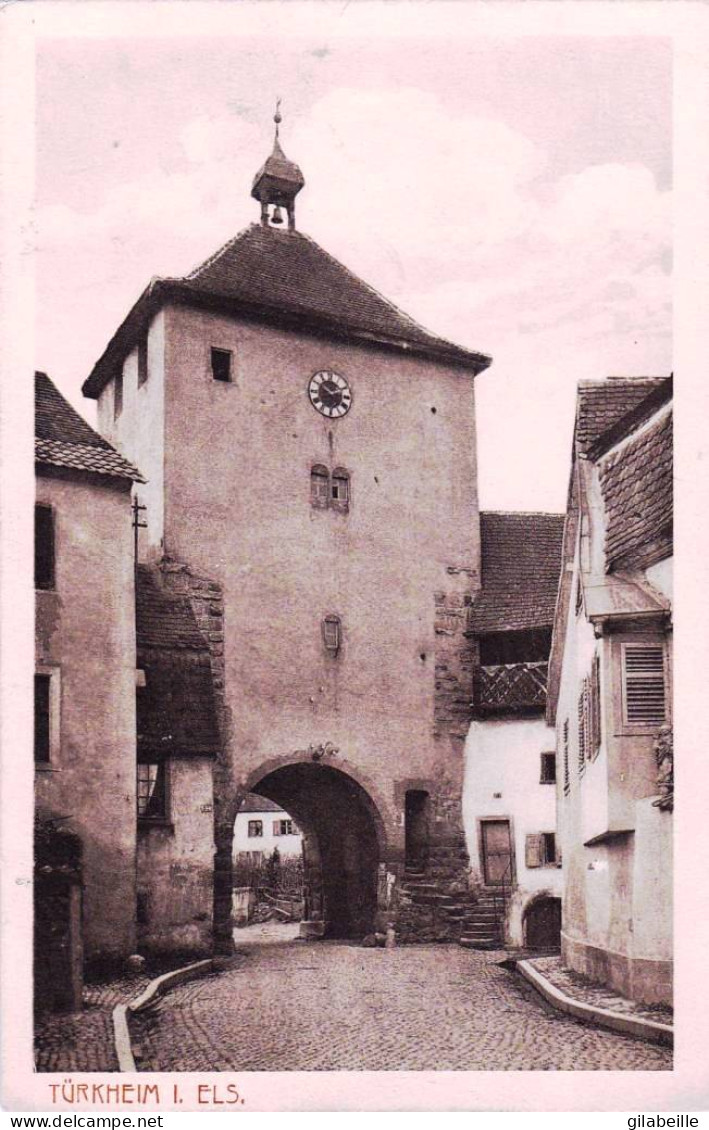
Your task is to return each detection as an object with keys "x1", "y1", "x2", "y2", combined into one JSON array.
[{"x1": 82, "y1": 279, "x2": 491, "y2": 399}]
